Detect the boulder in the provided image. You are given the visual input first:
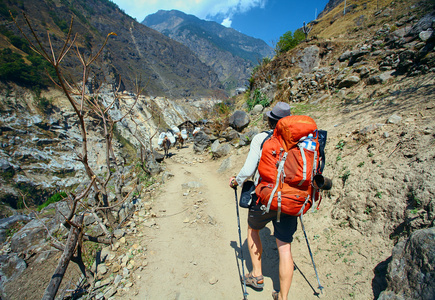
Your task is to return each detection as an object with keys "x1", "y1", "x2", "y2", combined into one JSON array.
[
  {"x1": 338, "y1": 50, "x2": 352, "y2": 62},
  {"x1": 10, "y1": 218, "x2": 49, "y2": 255},
  {"x1": 217, "y1": 156, "x2": 234, "y2": 173},
  {"x1": 387, "y1": 114, "x2": 402, "y2": 124},
  {"x1": 220, "y1": 127, "x2": 239, "y2": 142},
  {"x1": 212, "y1": 143, "x2": 232, "y2": 159},
  {"x1": 0, "y1": 214, "x2": 31, "y2": 243},
  {"x1": 193, "y1": 131, "x2": 210, "y2": 153},
  {"x1": 337, "y1": 76, "x2": 360, "y2": 88},
  {"x1": 238, "y1": 134, "x2": 250, "y2": 147},
  {"x1": 0, "y1": 254, "x2": 26, "y2": 288},
  {"x1": 229, "y1": 110, "x2": 250, "y2": 132},
  {"x1": 244, "y1": 128, "x2": 260, "y2": 141},
  {"x1": 298, "y1": 45, "x2": 320, "y2": 73},
  {"x1": 210, "y1": 140, "x2": 220, "y2": 153},
  {"x1": 378, "y1": 227, "x2": 435, "y2": 300},
  {"x1": 368, "y1": 71, "x2": 394, "y2": 85},
  {"x1": 251, "y1": 104, "x2": 264, "y2": 114},
  {"x1": 55, "y1": 201, "x2": 71, "y2": 224}
]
